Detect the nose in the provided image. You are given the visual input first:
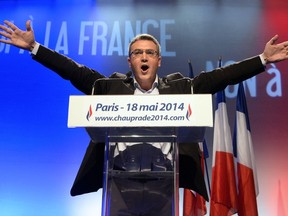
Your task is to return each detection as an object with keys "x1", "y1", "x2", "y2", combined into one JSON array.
[{"x1": 141, "y1": 53, "x2": 148, "y2": 62}]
